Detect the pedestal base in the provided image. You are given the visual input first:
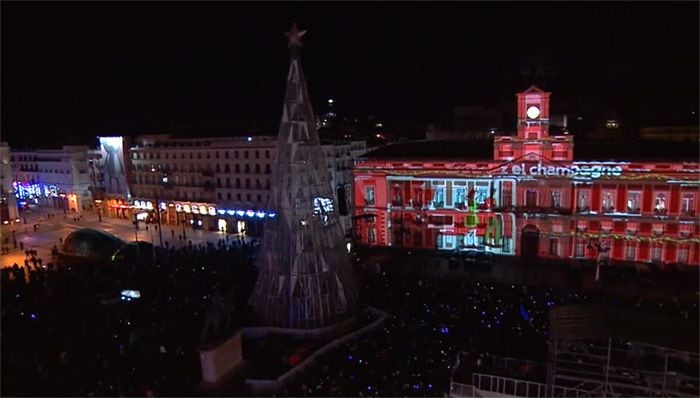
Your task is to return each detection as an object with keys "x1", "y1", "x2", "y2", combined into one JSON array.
[{"x1": 197, "y1": 330, "x2": 244, "y2": 387}]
